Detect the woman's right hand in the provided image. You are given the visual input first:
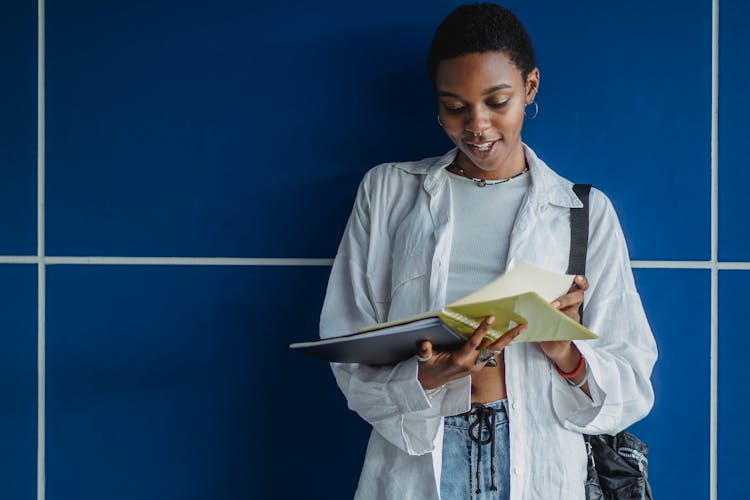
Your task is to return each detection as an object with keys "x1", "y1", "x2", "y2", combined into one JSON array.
[{"x1": 416, "y1": 316, "x2": 526, "y2": 390}]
